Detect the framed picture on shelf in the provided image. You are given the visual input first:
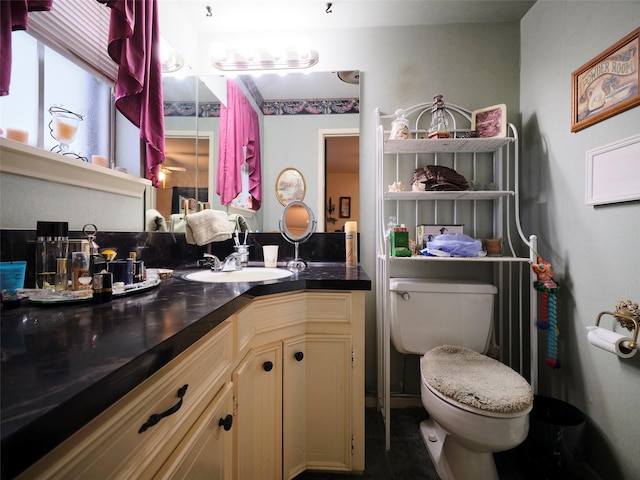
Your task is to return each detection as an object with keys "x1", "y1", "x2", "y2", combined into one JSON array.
[
  {"x1": 471, "y1": 104, "x2": 507, "y2": 138},
  {"x1": 339, "y1": 197, "x2": 351, "y2": 218},
  {"x1": 571, "y1": 27, "x2": 640, "y2": 132}
]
